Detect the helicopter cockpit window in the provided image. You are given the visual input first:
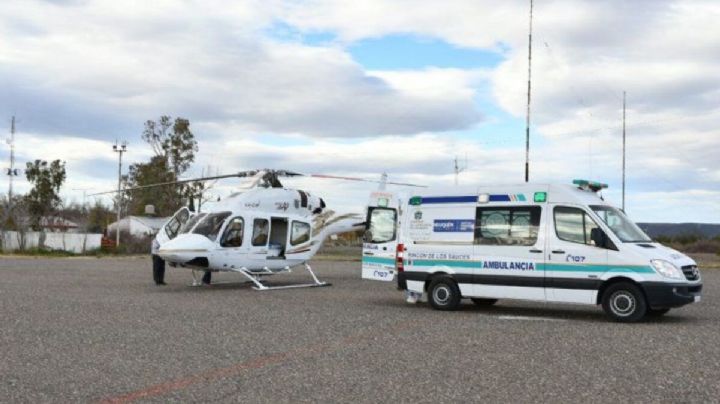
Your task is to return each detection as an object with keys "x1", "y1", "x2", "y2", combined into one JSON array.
[
  {"x1": 179, "y1": 213, "x2": 206, "y2": 234},
  {"x1": 193, "y1": 211, "x2": 232, "y2": 241},
  {"x1": 252, "y1": 219, "x2": 269, "y2": 246},
  {"x1": 164, "y1": 208, "x2": 190, "y2": 240},
  {"x1": 221, "y1": 217, "x2": 244, "y2": 247},
  {"x1": 290, "y1": 221, "x2": 311, "y2": 245}
]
